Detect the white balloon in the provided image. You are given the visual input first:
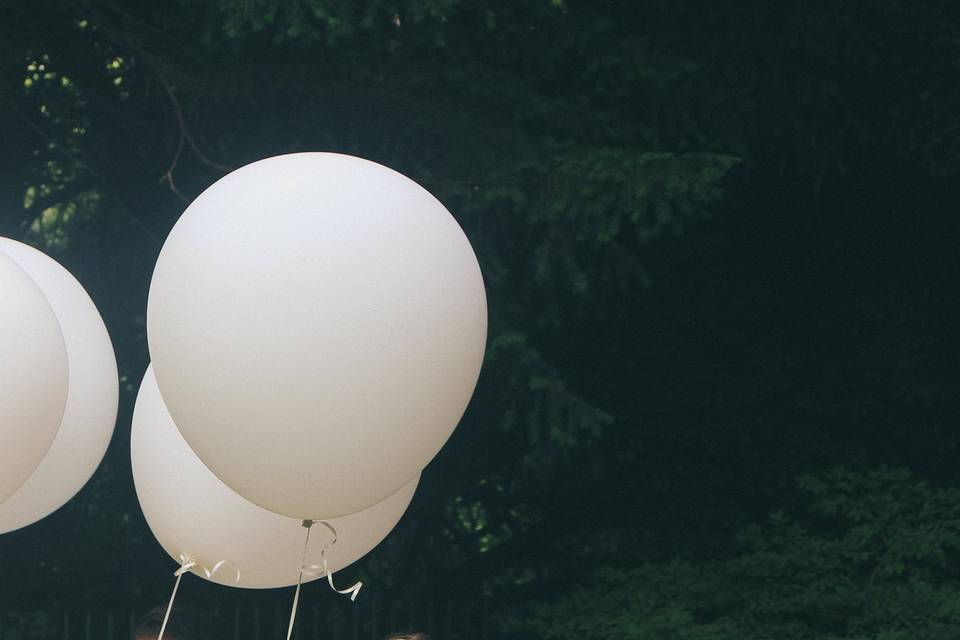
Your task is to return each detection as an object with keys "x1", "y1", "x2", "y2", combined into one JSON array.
[
  {"x1": 0, "y1": 239, "x2": 118, "y2": 533},
  {"x1": 132, "y1": 366, "x2": 419, "y2": 589},
  {"x1": 147, "y1": 152, "x2": 486, "y2": 519},
  {"x1": 0, "y1": 249, "x2": 69, "y2": 504}
]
